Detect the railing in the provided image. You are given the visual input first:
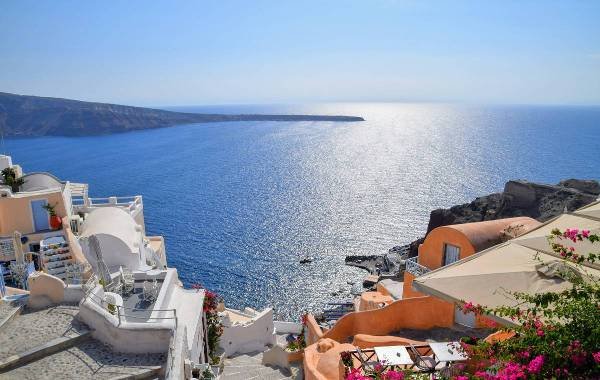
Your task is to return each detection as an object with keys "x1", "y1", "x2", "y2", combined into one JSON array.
[
  {"x1": 83, "y1": 282, "x2": 177, "y2": 327},
  {"x1": 340, "y1": 345, "x2": 435, "y2": 374},
  {"x1": 405, "y1": 257, "x2": 430, "y2": 277},
  {"x1": 0, "y1": 237, "x2": 15, "y2": 260},
  {"x1": 72, "y1": 195, "x2": 143, "y2": 214}
]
